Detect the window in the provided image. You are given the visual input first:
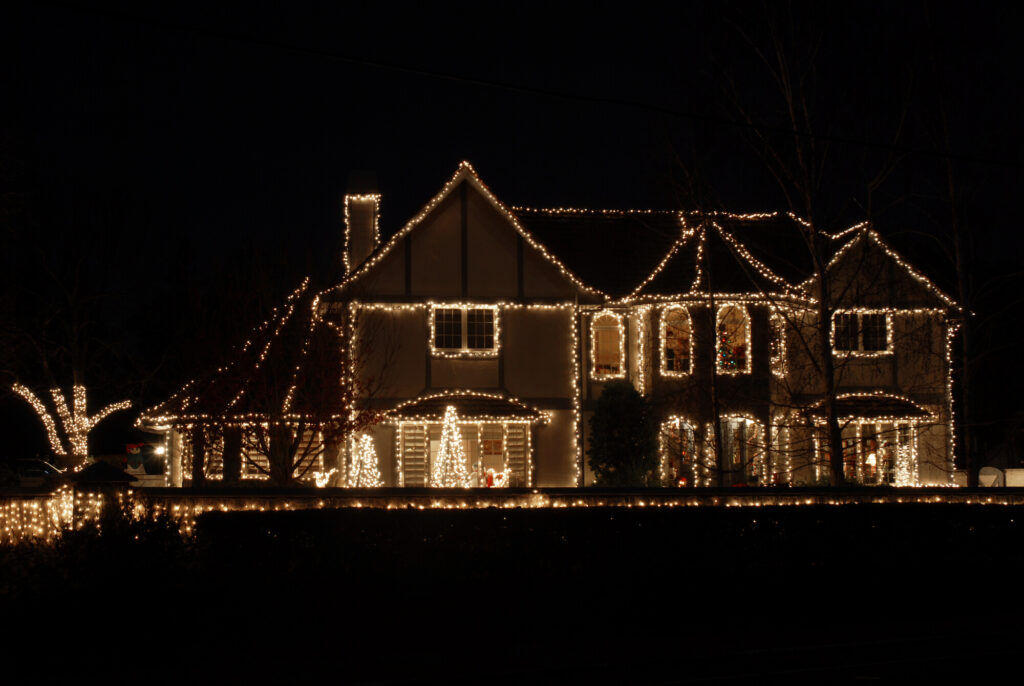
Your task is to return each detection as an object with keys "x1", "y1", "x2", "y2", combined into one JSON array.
[
  {"x1": 816, "y1": 421, "x2": 917, "y2": 485},
  {"x1": 832, "y1": 312, "x2": 891, "y2": 355},
  {"x1": 721, "y1": 417, "x2": 764, "y2": 484},
  {"x1": 661, "y1": 307, "x2": 691, "y2": 375},
  {"x1": 430, "y1": 305, "x2": 499, "y2": 357},
  {"x1": 661, "y1": 418, "x2": 698, "y2": 486},
  {"x1": 591, "y1": 311, "x2": 625, "y2": 379},
  {"x1": 716, "y1": 304, "x2": 750, "y2": 374}
]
